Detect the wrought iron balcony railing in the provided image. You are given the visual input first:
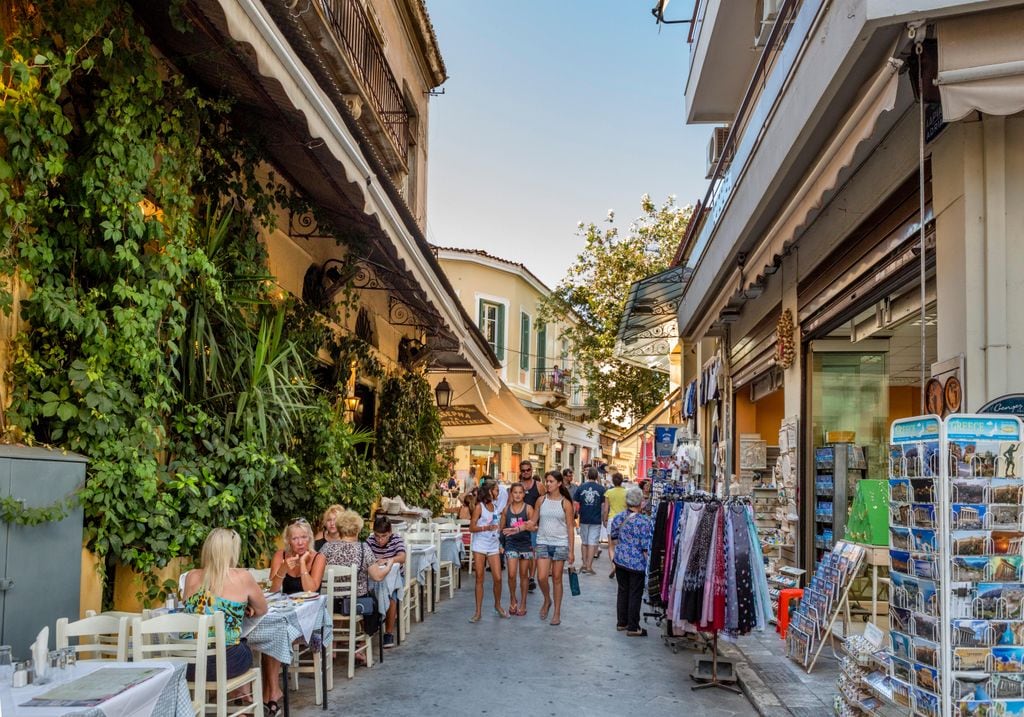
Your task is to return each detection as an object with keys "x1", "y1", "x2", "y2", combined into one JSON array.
[{"x1": 316, "y1": 0, "x2": 410, "y2": 164}]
